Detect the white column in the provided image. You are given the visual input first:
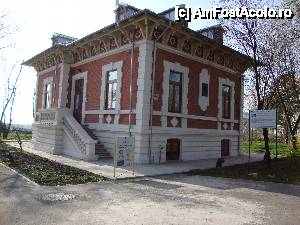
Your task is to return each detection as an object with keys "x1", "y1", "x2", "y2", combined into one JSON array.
[
  {"x1": 135, "y1": 41, "x2": 154, "y2": 131},
  {"x1": 58, "y1": 63, "x2": 70, "y2": 109}
]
